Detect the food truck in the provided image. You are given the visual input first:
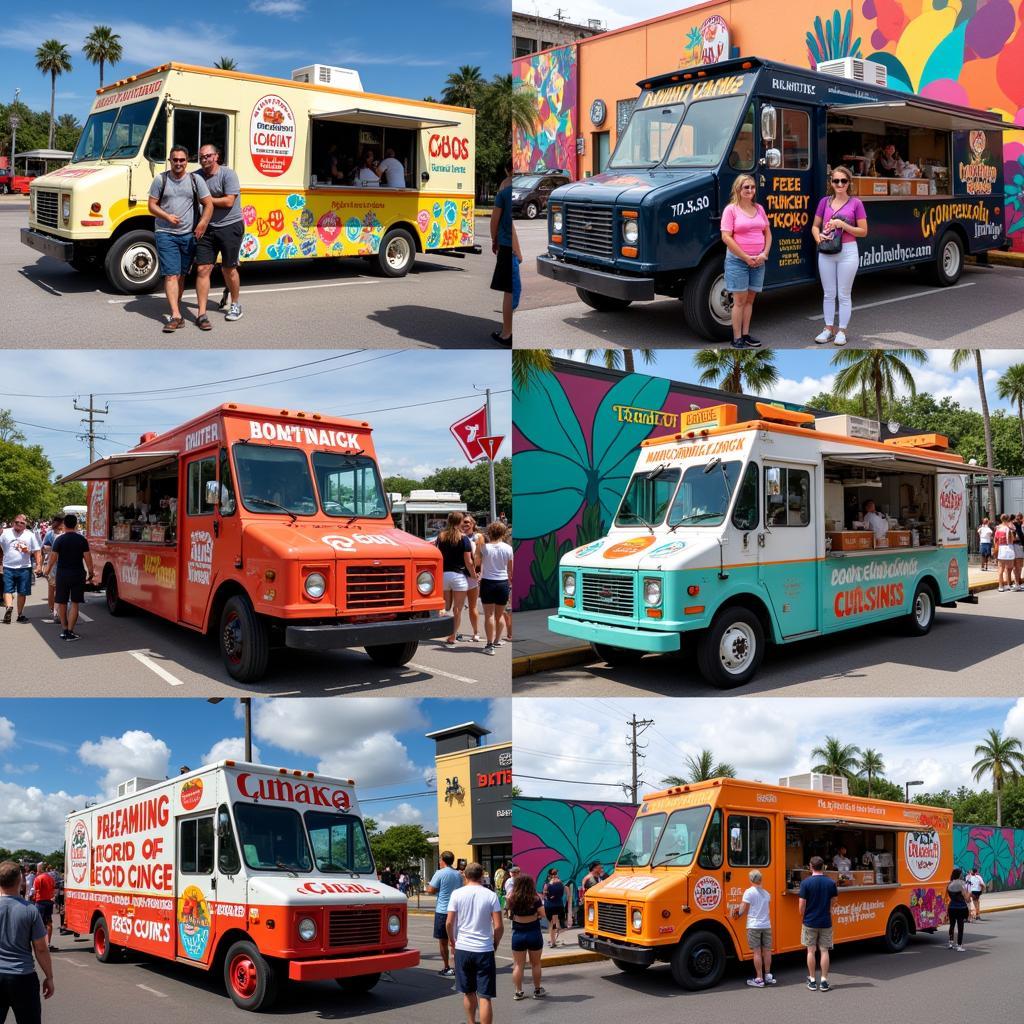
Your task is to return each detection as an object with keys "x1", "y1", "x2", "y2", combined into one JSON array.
[
  {"x1": 579, "y1": 777, "x2": 951, "y2": 989},
  {"x1": 21, "y1": 62, "x2": 477, "y2": 292},
  {"x1": 548, "y1": 402, "x2": 981, "y2": 687},
  {"x1": 536, "y1": 55, "x2": 1010, "y2": 339},
  {"x1": 58, "y1": 403, "x2": 449, "y2": 681},
  {"x1": 64, "y1": 761, "x2": 418, "y2": 1010}
]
